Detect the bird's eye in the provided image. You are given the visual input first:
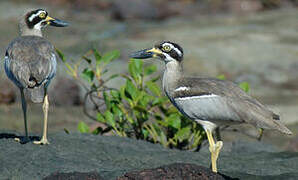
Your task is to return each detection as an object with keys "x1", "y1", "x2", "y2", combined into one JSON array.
[
  {"x1": 163, "y1": 45, "x2": 171, "y2": 52},
  {"x1": 39, "y1": 12, "x2": 46, "y2": 19}
]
